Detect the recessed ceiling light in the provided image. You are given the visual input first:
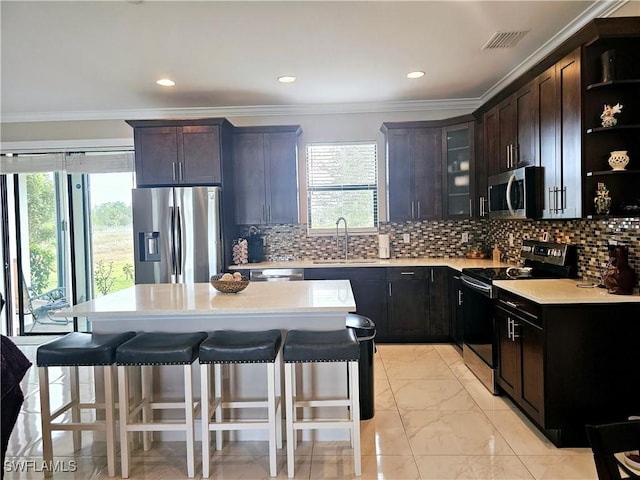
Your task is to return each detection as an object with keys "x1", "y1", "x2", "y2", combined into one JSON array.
[
  {"x1": 156, "y1": 78, "x2": 175, "y2": 87},
  {"x1": 407, "y1": 71, "x2": 425, "y2": 79},
  {"x1": 278, "y1": 76, "x2": 296, "y2": 83}
]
